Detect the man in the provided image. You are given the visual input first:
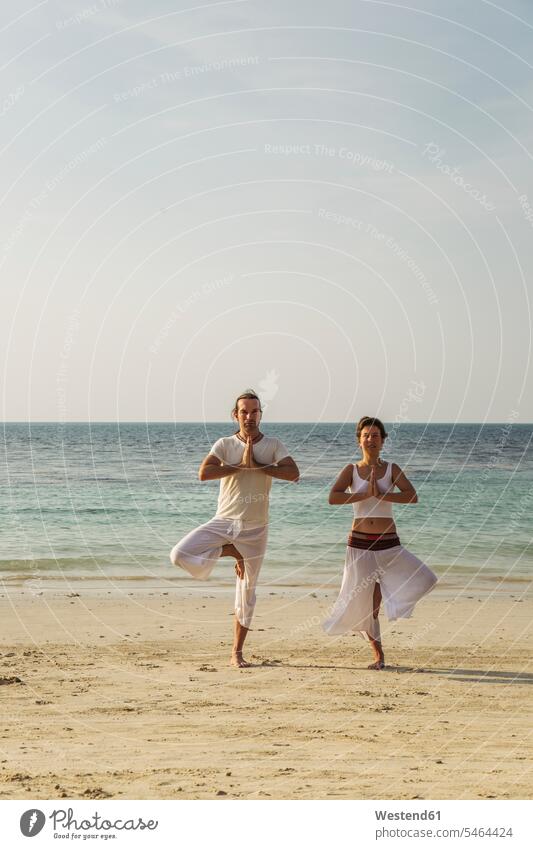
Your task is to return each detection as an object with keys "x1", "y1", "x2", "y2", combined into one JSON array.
[{"x1": 170, "y1": 390, "x2": 299, "y2": 667}]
